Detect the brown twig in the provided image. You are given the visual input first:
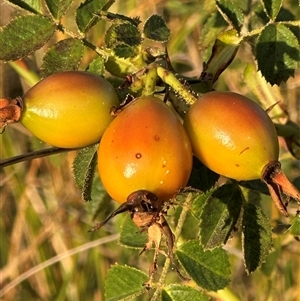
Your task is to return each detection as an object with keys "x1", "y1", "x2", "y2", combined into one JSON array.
[{"x1": 0, "y1": 147, "x2": 79, "y2": 168}]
